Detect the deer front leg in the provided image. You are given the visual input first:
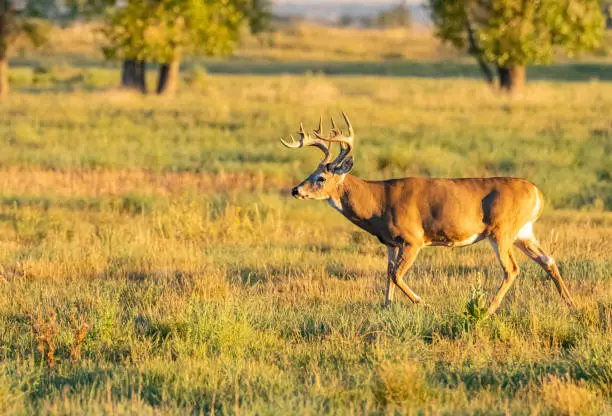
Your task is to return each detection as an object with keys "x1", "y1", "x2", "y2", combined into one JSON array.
[{"x1": 388, "y1": 244, "x2": 422, "y2": 304}]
